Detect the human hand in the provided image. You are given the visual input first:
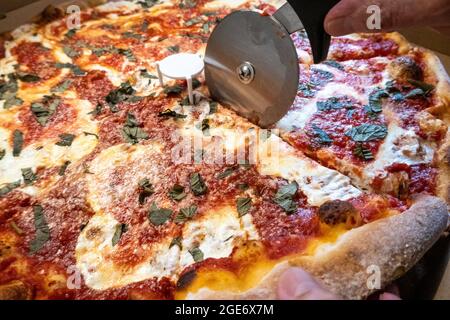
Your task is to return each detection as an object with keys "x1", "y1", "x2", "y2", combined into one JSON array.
[
  {"x1": 324, "y1": 0, "x2": 450, "y2": 36},
  {"x1": 277, "y1": 267, "x2": 401, "y2": 300}
]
